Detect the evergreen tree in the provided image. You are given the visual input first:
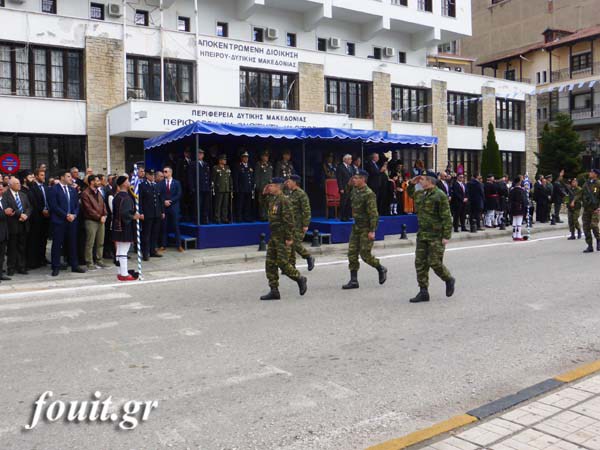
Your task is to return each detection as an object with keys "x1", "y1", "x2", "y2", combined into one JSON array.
[
  {"x1": 536, "y1": 113, "x2": 585, "y2": 179},
  {"x1": 480, "y1": 122, "x2": 502, "y2": 178}
]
